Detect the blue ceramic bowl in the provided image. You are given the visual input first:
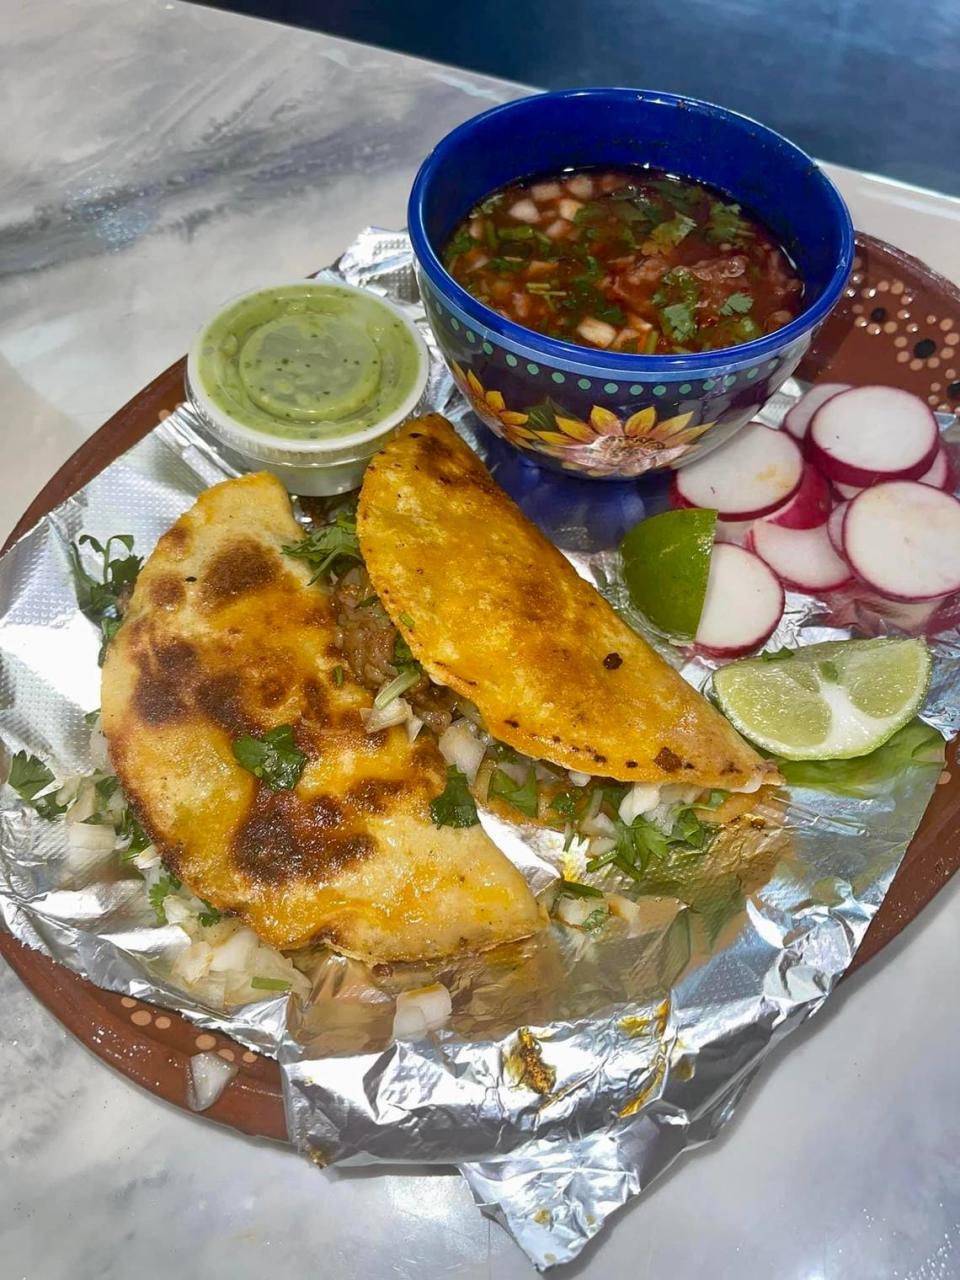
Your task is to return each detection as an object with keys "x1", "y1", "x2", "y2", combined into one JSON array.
[{"x1": 408, "y1": 88, "x2": 854, "y2": 479}]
